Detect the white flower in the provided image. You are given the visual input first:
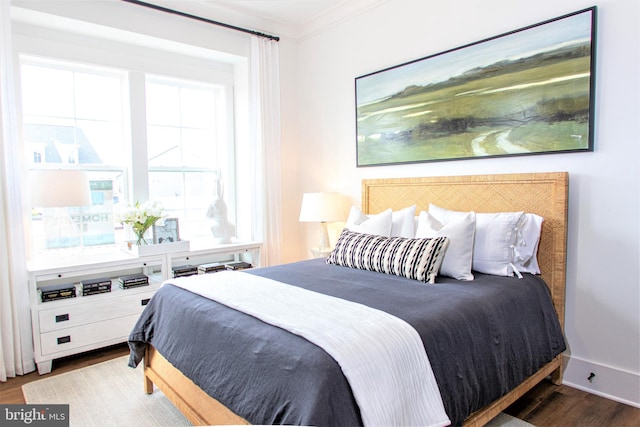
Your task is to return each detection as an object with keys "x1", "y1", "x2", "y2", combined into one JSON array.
[{"x1": 116, "y1": 201, "x2": 166, "y2": 245}]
